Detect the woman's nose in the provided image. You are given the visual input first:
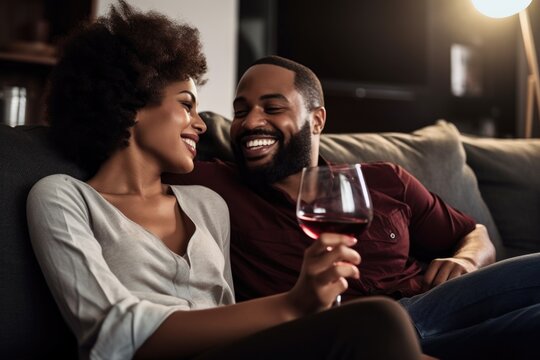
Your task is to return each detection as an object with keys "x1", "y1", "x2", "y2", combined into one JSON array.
[{"x1": 192, "y1": 113, "x2": 207, "y2": 134}]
